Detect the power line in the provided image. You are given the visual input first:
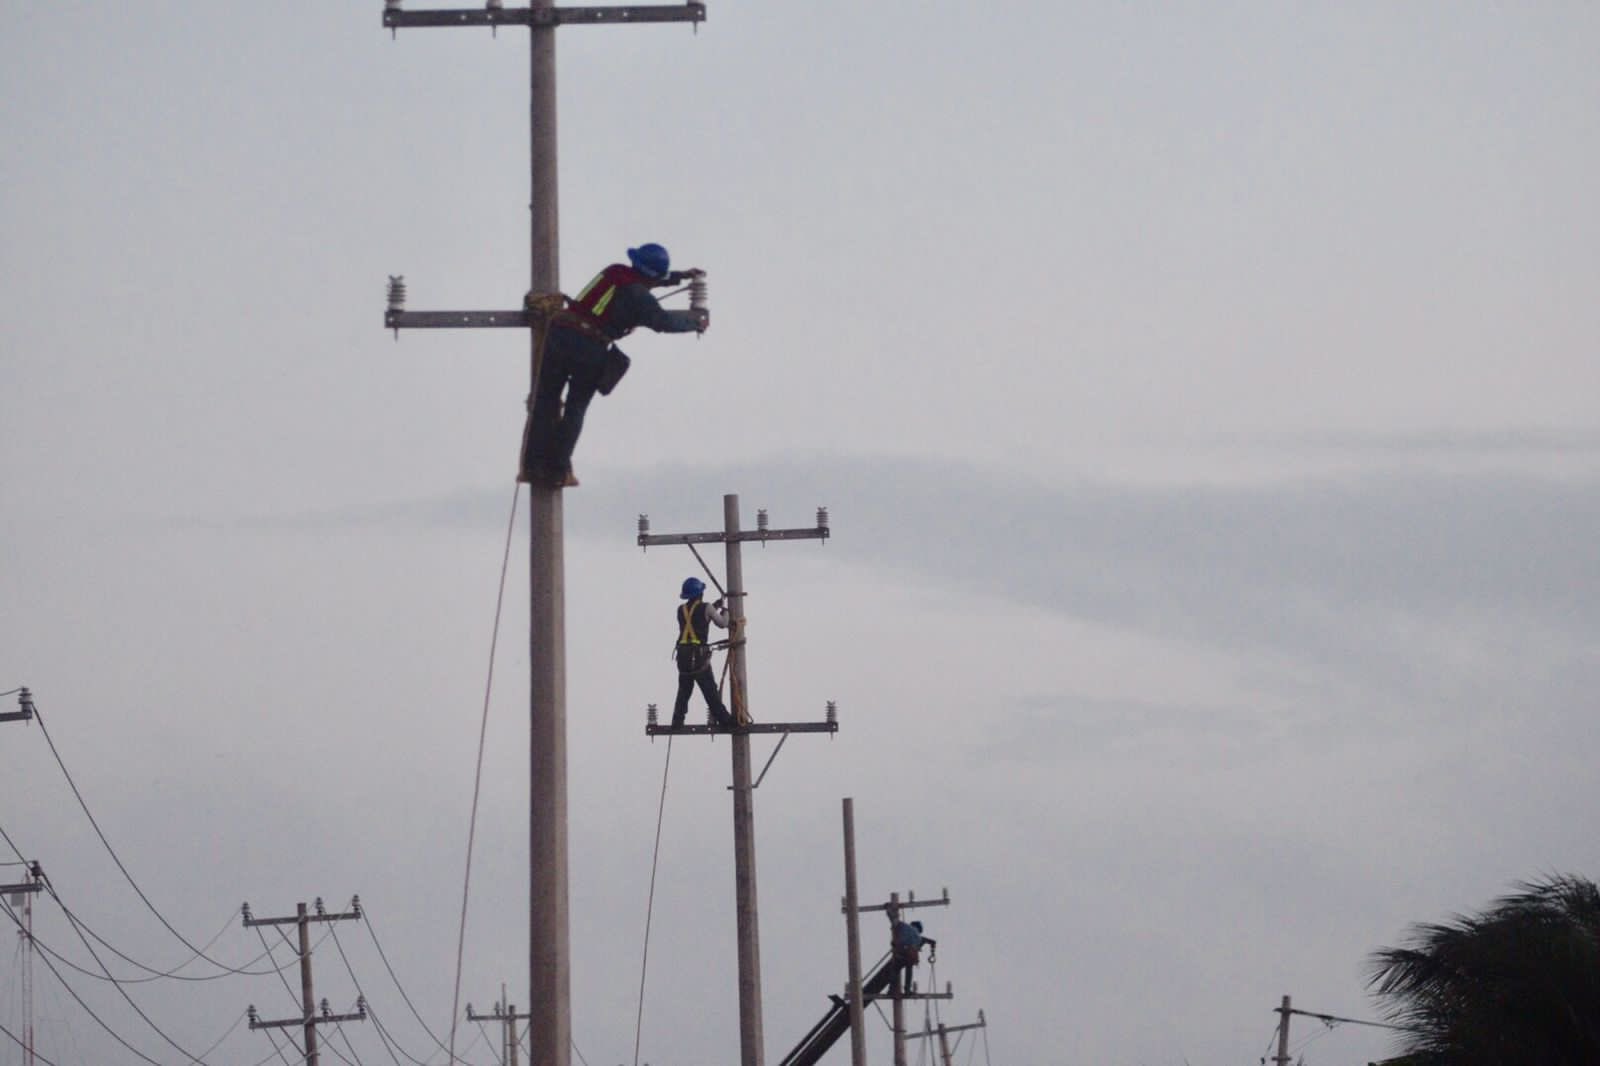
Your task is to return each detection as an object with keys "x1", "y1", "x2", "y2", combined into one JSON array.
[
  {"x1": 363, "y1": 907, "x2": 455, "y2": 1058},
  {"x1": 7, "y1": 885, "x2": 213, "y2": 1064},
  {"x1": 0, "y1": 1017, "x2": 63, "y2": 1066},
  {"x1": 327, "y1": 923, "x2": 411, "y2": 1066},
  {"x1": 29, "y1": 702, "x2": 270, "y2": 976}
]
